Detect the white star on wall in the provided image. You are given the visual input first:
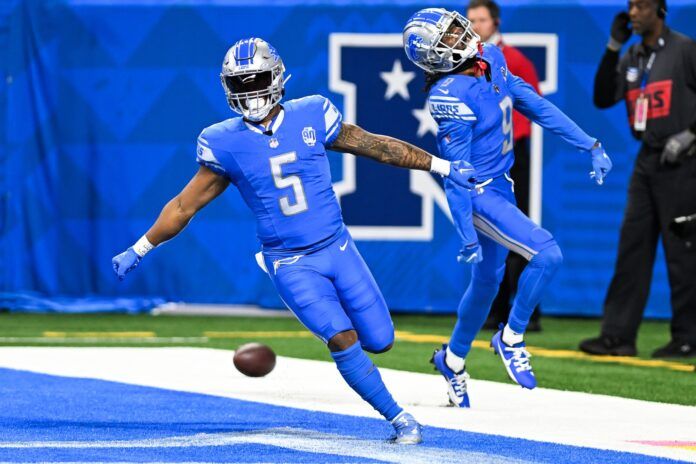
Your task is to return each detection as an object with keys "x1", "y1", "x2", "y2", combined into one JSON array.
[
  {"x1": 380, "y1": 59, "x2": 416, "y2": 100},
  {"x1": 411, "y1": 101, "x2": 438, "y2": 138}
]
